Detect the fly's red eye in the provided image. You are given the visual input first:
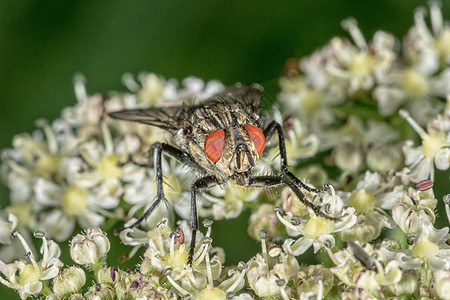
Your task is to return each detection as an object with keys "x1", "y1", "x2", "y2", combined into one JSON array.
[
  {"x1": 245, "y1": 125, "x2": 265, "y2": 155},
  {"x1": 204, "y1": 129, "x2": 225, "y2": 162}
]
